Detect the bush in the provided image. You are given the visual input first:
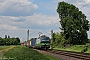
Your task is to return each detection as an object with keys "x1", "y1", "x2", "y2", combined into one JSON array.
[{"x1": 81, "y1": 46, "x2": 88, "y2": 53}]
